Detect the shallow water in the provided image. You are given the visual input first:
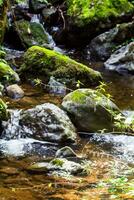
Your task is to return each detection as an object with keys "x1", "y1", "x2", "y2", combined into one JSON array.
[{"x1": 1, "y1": 50, "x2": 134, "y2": 199}]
